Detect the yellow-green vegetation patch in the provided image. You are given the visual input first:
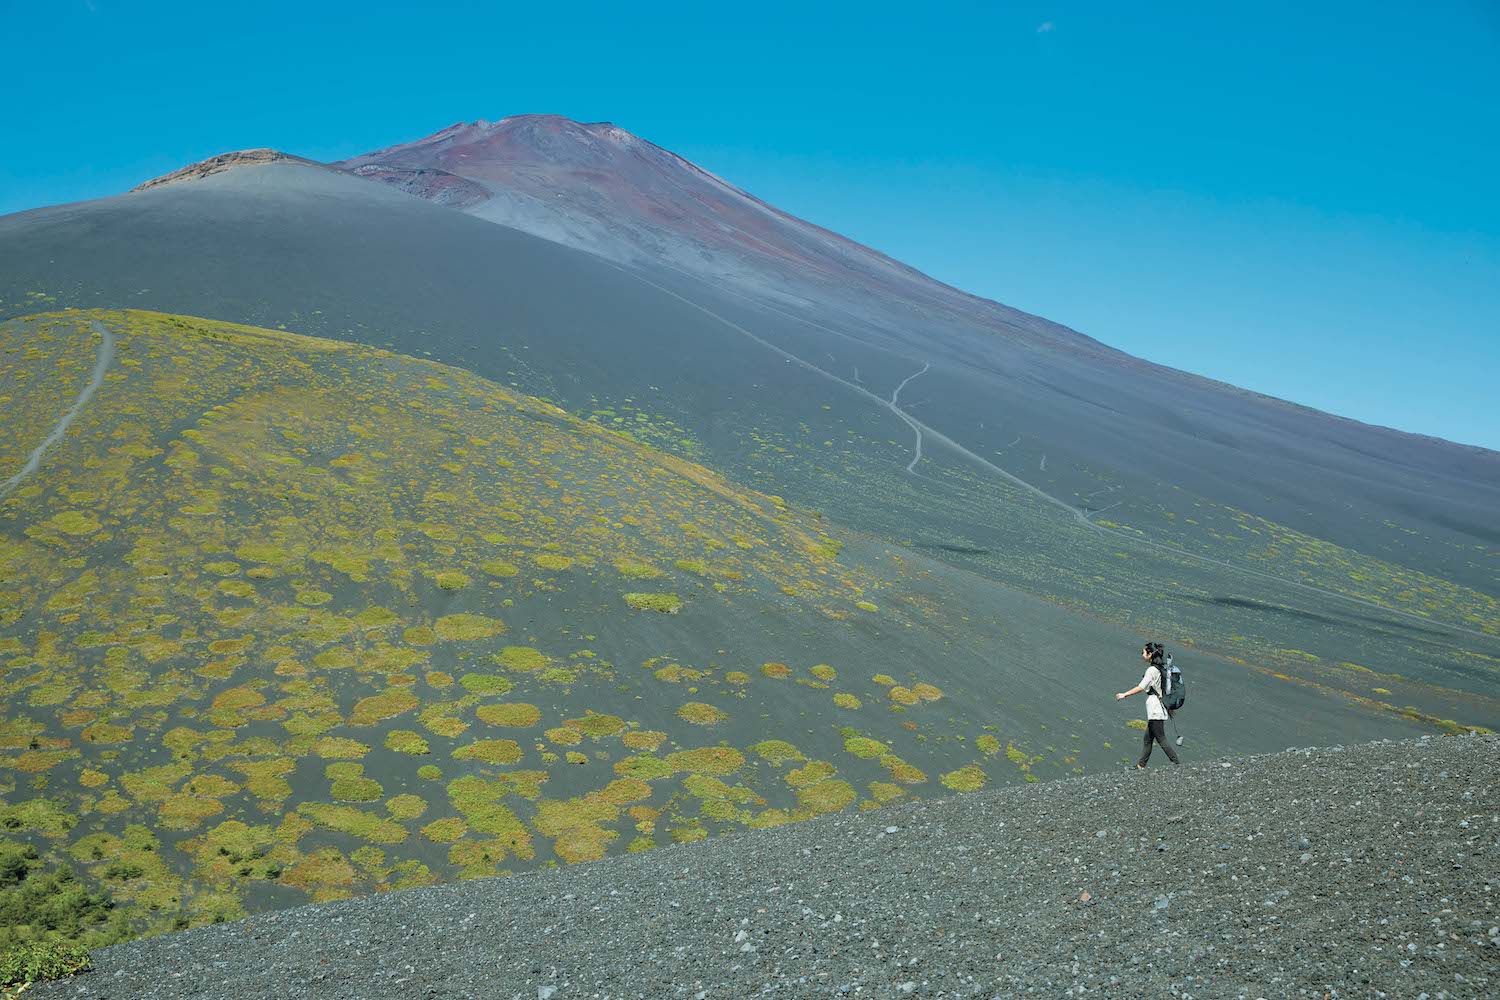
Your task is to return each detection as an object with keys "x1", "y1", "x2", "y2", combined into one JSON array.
[
  {"x1": 183, "y1": 820, "x2": 284, "y2": 886},
  {"x1": 158, "y1": 792, "x2": 226, "y2": 830},
  {"x1": 48, "y1": 510, "x2": 102, "y2": 534},
  {"x1": 444, "y1": 776, "x2": 532, "y2": 859},
  {"x1": 421, "y1": 817, "x2": 468, "y2": 843},
  {"x1": 311, "y1": 737, "x2": 371, "y2": 759},
  {"x1": 623, "y1": 592, "x2": 683, "y2": 613},
  {"x1": 786, "y1": 761, "x2": 837, "y2": 787},
  {"x1": 494, "y1": 646, "x2": 547, "y2": 672},
  {"x1": 476, "y1": 703, "x2": 542, "y2": 727},
  {"x1": 331, "y1": 775, "x2": 384, "y2": 802},
  {"x1": 10, "y1": 748, "x2": 81, "y2": 773},
  {"x1": 457, "y1": 673, "x2": 513, "y2": 696},
  {"x1": 614, "y1": 754, "x2": 673, "y2": 780},
  {"x1": 796, "y1": 779, "x2": 856, "y2": 815},
  {"x1": 385, "y1": 795, "x2": 428, "y2": 821},
  {"x1": 565, "y1": 713, "x2": 626, "y2": 739},
  {"x1": 888, "y1": 686, "x2": 920, "y2": 705},
  {"x1": 976, "y1": 734, "x2": 1001, "y2": 755},
  {"x1": 810, "y1": 664, "x2": 837, "y2": 681},
  {"x1": 940, "y1": 765, "x2": 988, "y2": 792},
  {"x1": 676, "y1": 702, "x2": 728, "y2": 725},
  {"x1": 349, "y1": 689, "x2": 420, "y2": 726},
  {"x1": 725, "y1": 671, "x2": 751, "y2": 686},
  {"x1": 1125, "y1": 719, "x2": 1149, "y2": 730},
  {"x1": 855, "y1": 601, "x2": 879, "y2": 612},
  {"x1": 496, "y1": 770, "x2": 550, "y2": 800},
  {"x1": 534, "y1": 554, "x2": 573, "y2": 571},
  {"x1": 759, "y1": 663, "x2": 791, "y2": 680},
  {"x1": 434, "y1": 614, "x2": 506, "y2": 641},
  {"x1": 879, "y1": 754, "x2": 927, "y2": 784},
  {"x1": 404, "y1": 626, "x2": 437, "y2": 645},
  {"x1": 833, "y1": 693, "x2": 862, "y2": 710},
  {"x1": 545, "y1": 727, "x2": 583, "y2": 746},
  {"x1": 80, "y1": 722, "x2": 133, "y2": 744},
  {"x1": 532, "y1": 794, "x2": 618, "y2": 864},
  {"x1": 229, "y1": 758, "x2": 295, "y2": 802},
  {"x1": 750, "y1": 740, "x2": 805, "y2": 765},
  {"x1": 433, "y1": 571, "x2": 471, "y2": 590},
  {"x1": 281, "y1": 846, "x2": 356, "y2": 893},
  {"x1": 354, "y1": 606, "x2": 400, "y2": 628},
  {"x1": 422, "y1": 714, "x2": 469, "y2": 738},
  {"x1": 872, "y1": 674, "x2": 896, "y2": 687},
  {"x1": 614, "y1": 559, "x2": 664, "y2": 580},
  {"x1": 868, "y1": 781, "x2": 906, "y2": 804},
  {"x1": 620, "y1": 730, "x2": 667, "y2": 751},
  {"x1": 451, "y1": 739, "x2": 524, "y2": 765},
  {"x1": 480, "y1": 559, "x2": 520, "y2": 578},
  {"x1": 911, "y1": 683, "x2": 944, "y2": 702},
  {"x1": 664, "y1": 747, "x2": 745, "y2": 776},
  {"x1": 842, "y1": 735, "x2": 887, "y2": 759},
  {"x1": 417, "y1": 764, "x2": 443, "y2": 781},
  {"x1": 297, "y1": 802, "x2": 408, "y2": 844},
  {"x1": 384, "y1": 730, "x2": 431, "y2": 755}
]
